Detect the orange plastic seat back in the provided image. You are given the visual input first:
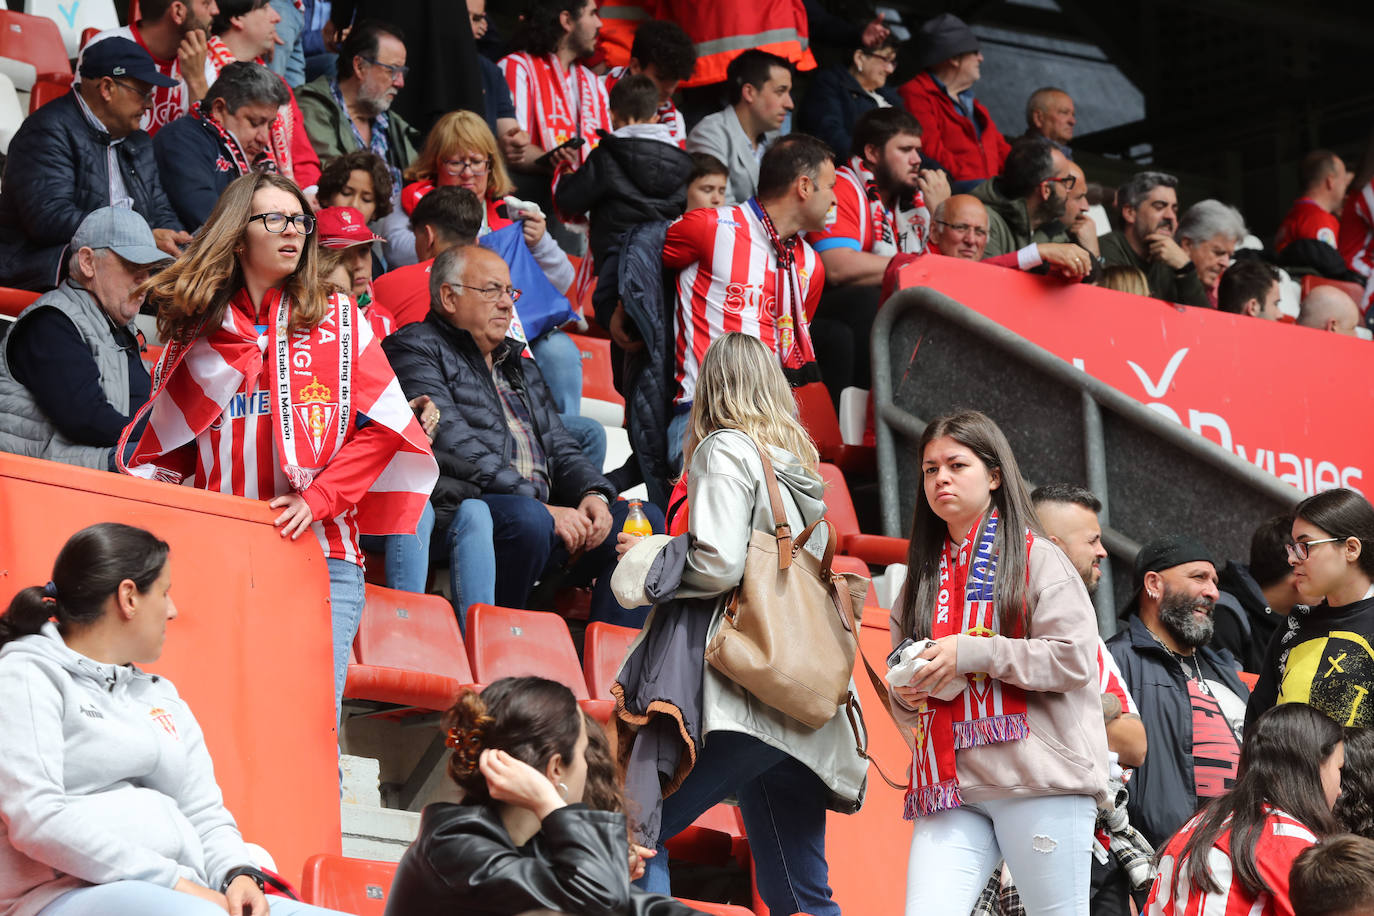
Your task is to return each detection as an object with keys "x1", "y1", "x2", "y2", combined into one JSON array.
[
  {"x1": 0, "y1": 287, "x2": 40, "y2": 319},
  {"x1": 301, "y1": 854, "x2": 397, "y2": 916},
  {"x1": 27, "y1": 77, "x2": 68, "y2": 114},
  {"x1": 465, "y1": 604, "x2": 590, "y2": 700},
  {"x1": 583, "y1": 621, "x2": 638, "y2": 700},
  {"x1": 793, "y1": 382, "x2": 844, "y2": 457},
  {"x1": 817, "y1": 462, "x2": 860, "y2": 540},
  {"x1": 355, "y1": 585, "x2": 472, "y2": 683},
  {"x1": 568, "y1": 332, "x2": 623, "y2": 406},
  {"x1": 0, "y1": 10, "x2": 72, "y2": 79}
]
